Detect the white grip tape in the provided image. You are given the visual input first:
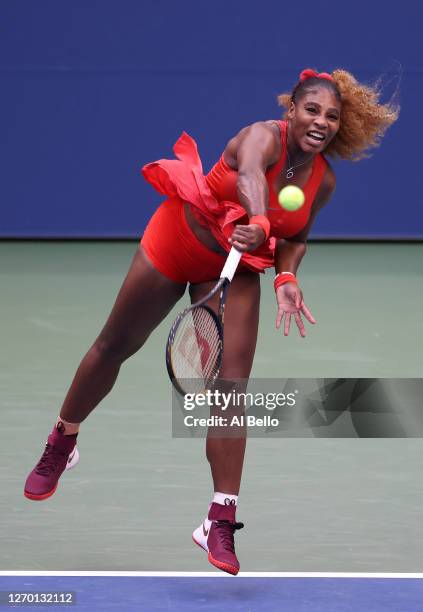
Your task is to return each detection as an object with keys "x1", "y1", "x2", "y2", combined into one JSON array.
[{"x1": 220, "y1": 247, "x2": 242, "y2": 282}]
